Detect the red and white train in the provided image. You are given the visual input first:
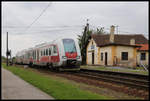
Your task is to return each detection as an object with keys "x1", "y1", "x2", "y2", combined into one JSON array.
[{"x1": 15, "y1": 38, "x2": 82, "y2": 71}]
